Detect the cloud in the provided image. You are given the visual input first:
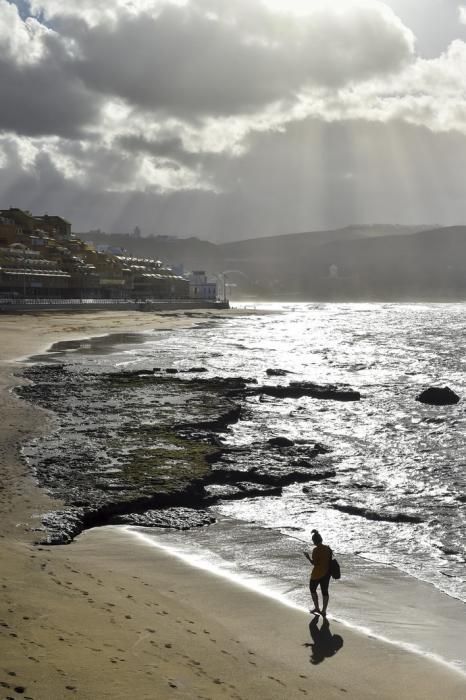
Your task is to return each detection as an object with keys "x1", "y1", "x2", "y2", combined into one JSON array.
[
  {"x1": 56, "y1": 1, "x2": 414, "y2": 117},
  {"x1": 117, "y1": 134, "x2": 200, "y2": 167},
  {"x1": 303, "y1": 39, "x2": 466, "y2": 136},
  {"x1": 0, "y1": 1, "x2": 101, "y2": 136},
  {"x1": 0, "y1": 1, "x2": 416, "y2": 139},
  {"x1": 2, "y1": 0, "x2": 466, "y2": 241},
  {"x1": 29, "y1": 0, "x2": 186, "y2": 26},
  {"x1": 0, "y1": 0, "x2": 50, "y2": 63},
  {"x1": 4, "y1": 118, "x2": 466, "y2": 241}
]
